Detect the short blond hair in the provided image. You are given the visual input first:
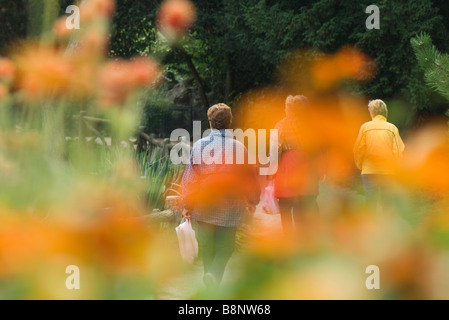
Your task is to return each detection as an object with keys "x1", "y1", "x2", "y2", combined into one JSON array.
[
  {"x1": 285, "y1": 95, "x2": 309, "y2": 118},
  {"x1": 207, "y1": 103, "x2": 232, "y2": 129},
  {"x1": 368, "y1": 99, "x2": 388, "y2": 118}
]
